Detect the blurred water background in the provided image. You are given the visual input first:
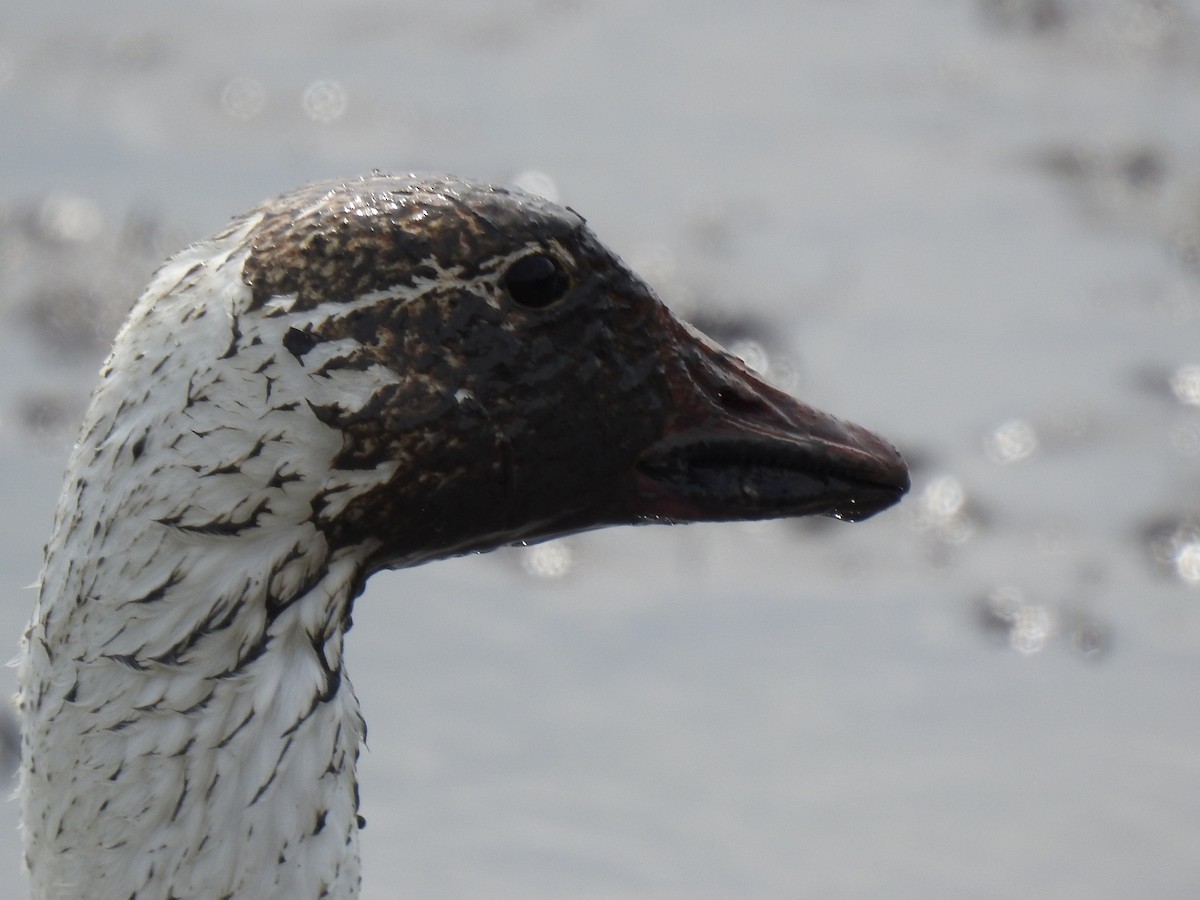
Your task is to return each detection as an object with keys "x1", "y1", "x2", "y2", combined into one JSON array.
[{"x1": 2, "y1": 1, "x2": 1199, "y2": 897}]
